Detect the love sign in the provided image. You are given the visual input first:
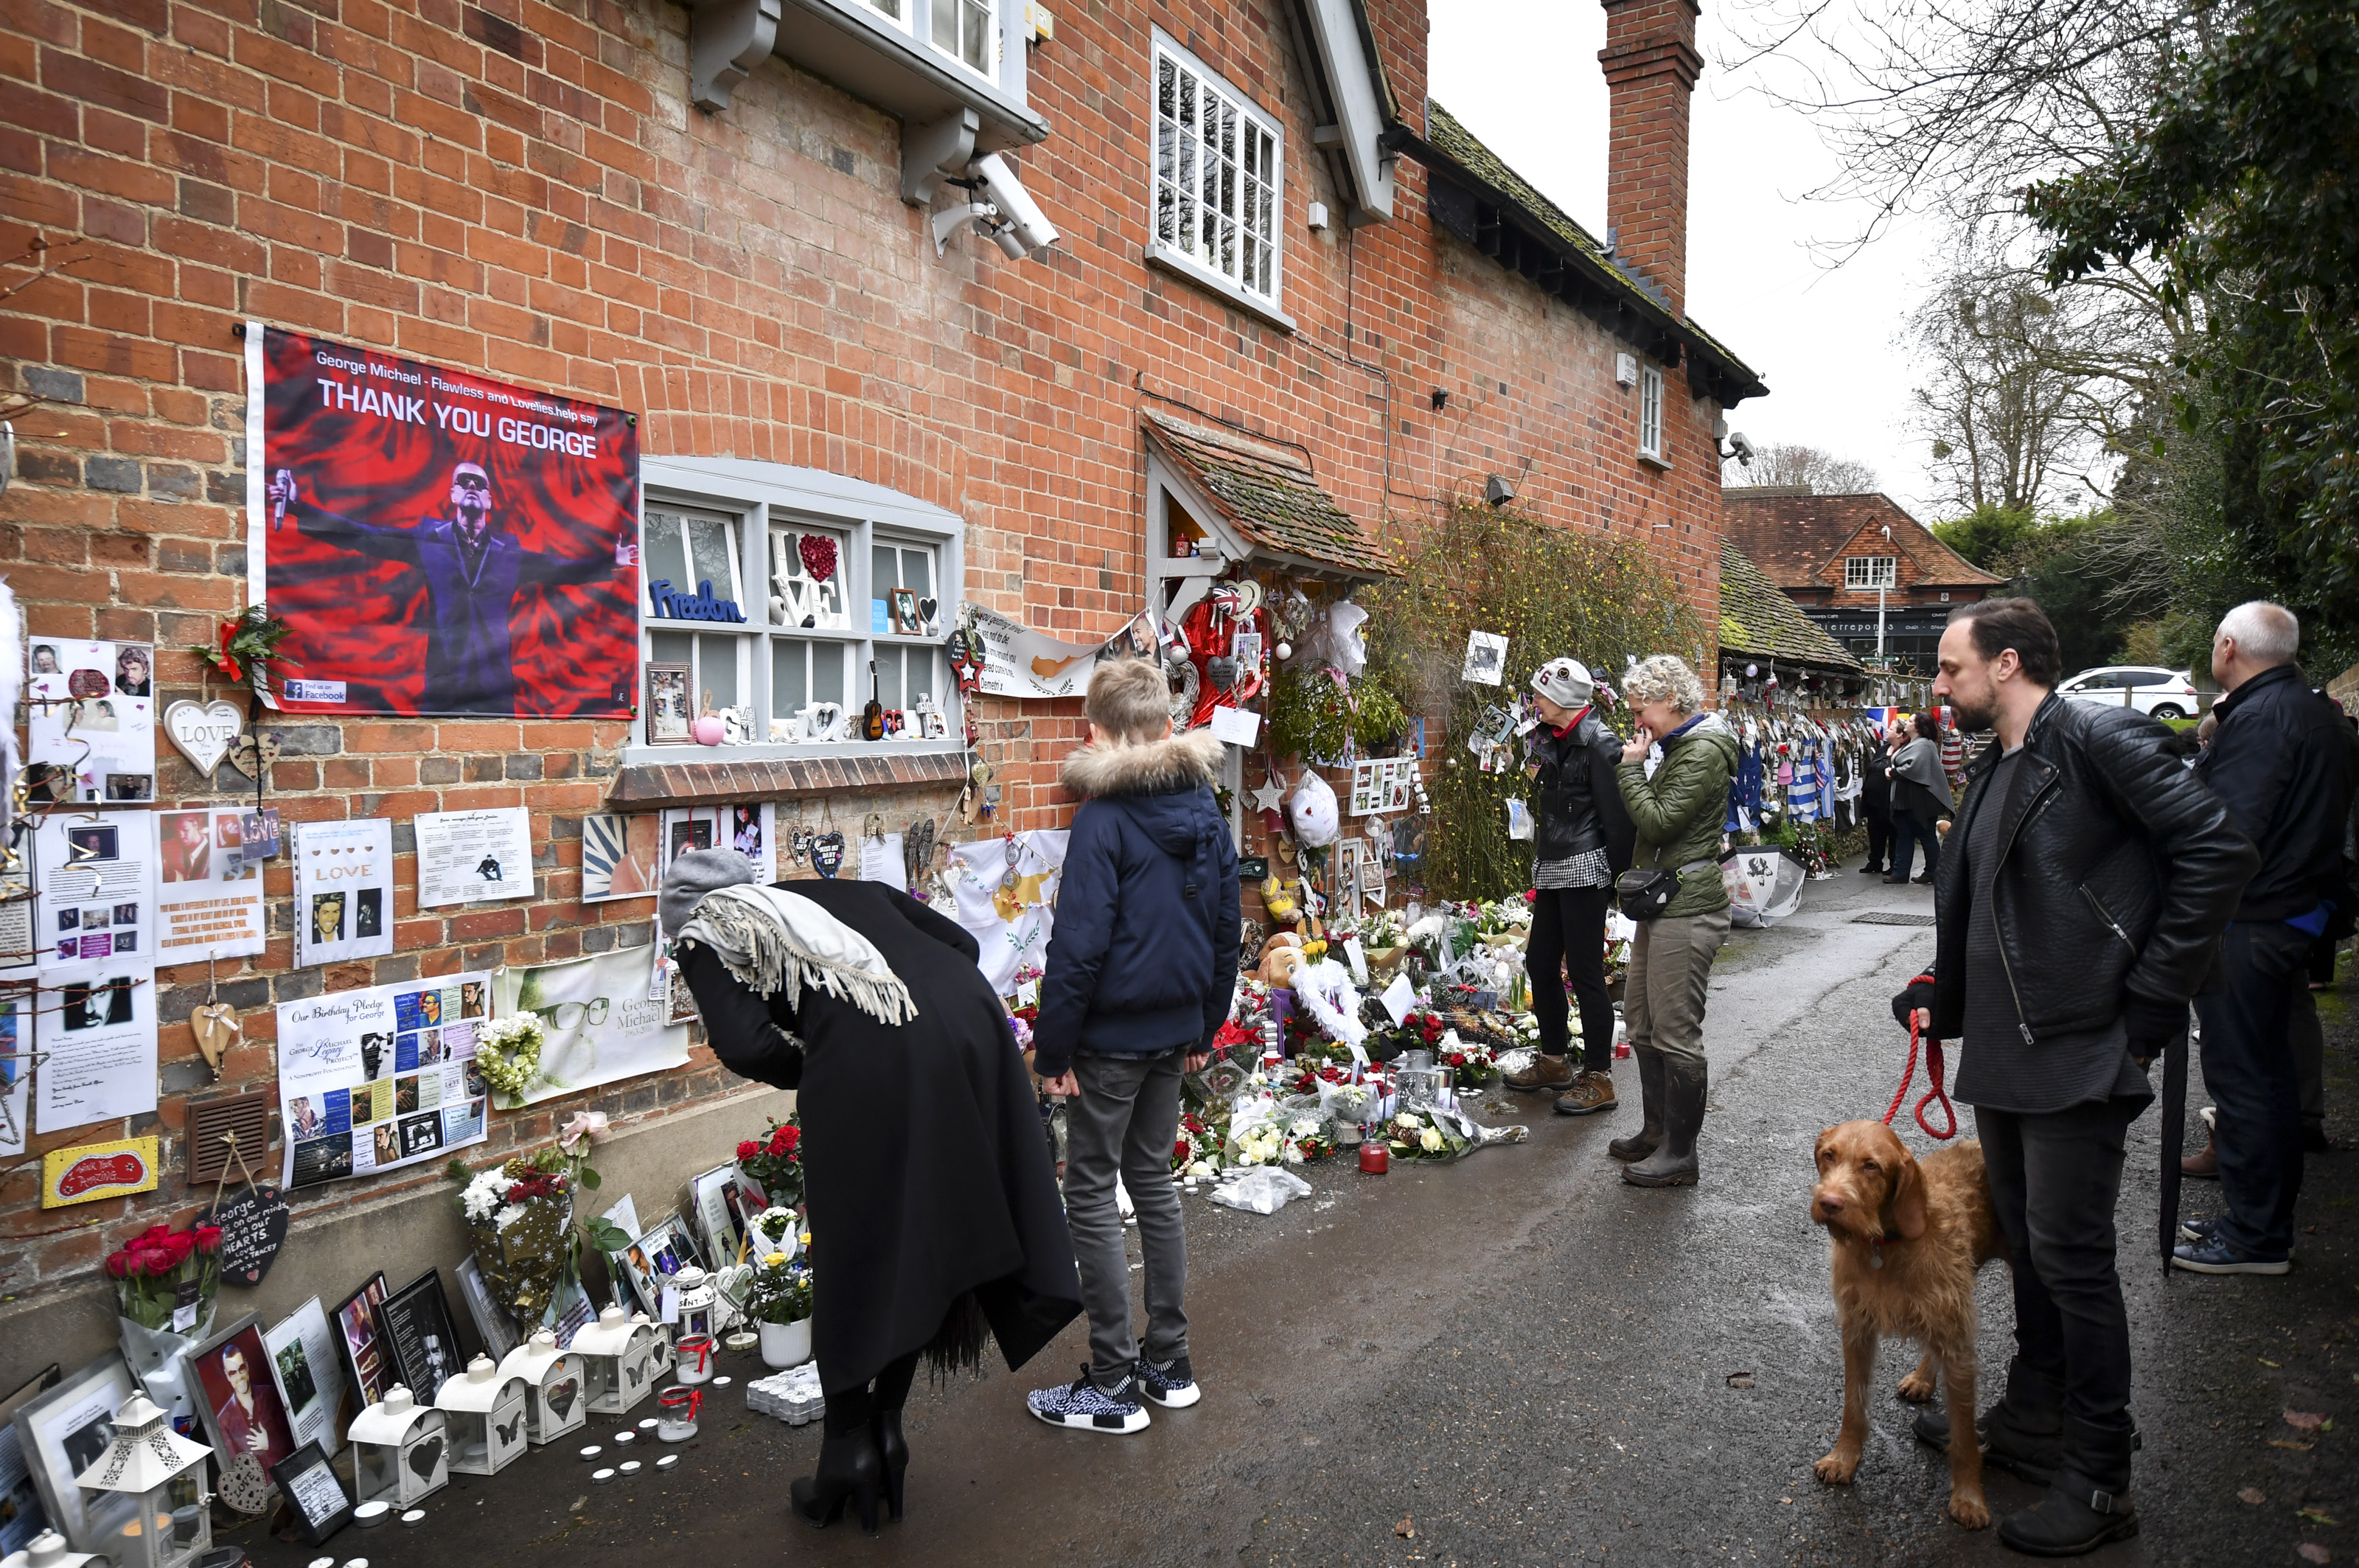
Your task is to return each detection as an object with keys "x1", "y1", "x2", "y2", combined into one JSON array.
[
  {"x1": 163, "y1": 699, "x2": 245, "y2": 777},
  {"x1": 200, "y1": 1183, "x2": 292, "y2": 1286}
]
